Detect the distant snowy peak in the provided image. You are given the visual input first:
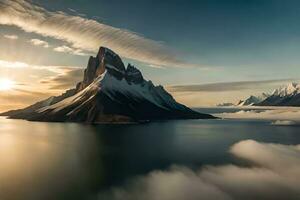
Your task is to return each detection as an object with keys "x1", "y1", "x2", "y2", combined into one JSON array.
[
  {"x1": 237, "y1": 93, "x2": 270, "y2": 106},
  {"x1": 237, "y1": 82, "x2": 300, "y2": 107},
  {"x1": 271, "y1": 82, "x2": 300, "y2": 97},
  {"x1": 218, "y1": 83, "x2": 300, "y2": 107}
]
